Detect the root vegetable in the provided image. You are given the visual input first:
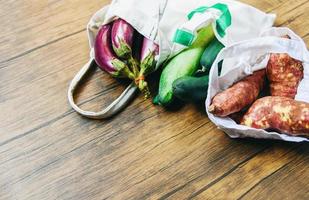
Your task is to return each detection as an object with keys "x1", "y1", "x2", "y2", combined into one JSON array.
[
  {"x1": 209, "y1": 69, "x2": 266, "y2": 117},
  {"x1": 241, "y1": 96, "x2": 309, "y2": 136},
  {"x1": 266, "y1": 41, "x2": 304, "y2": 99}
]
